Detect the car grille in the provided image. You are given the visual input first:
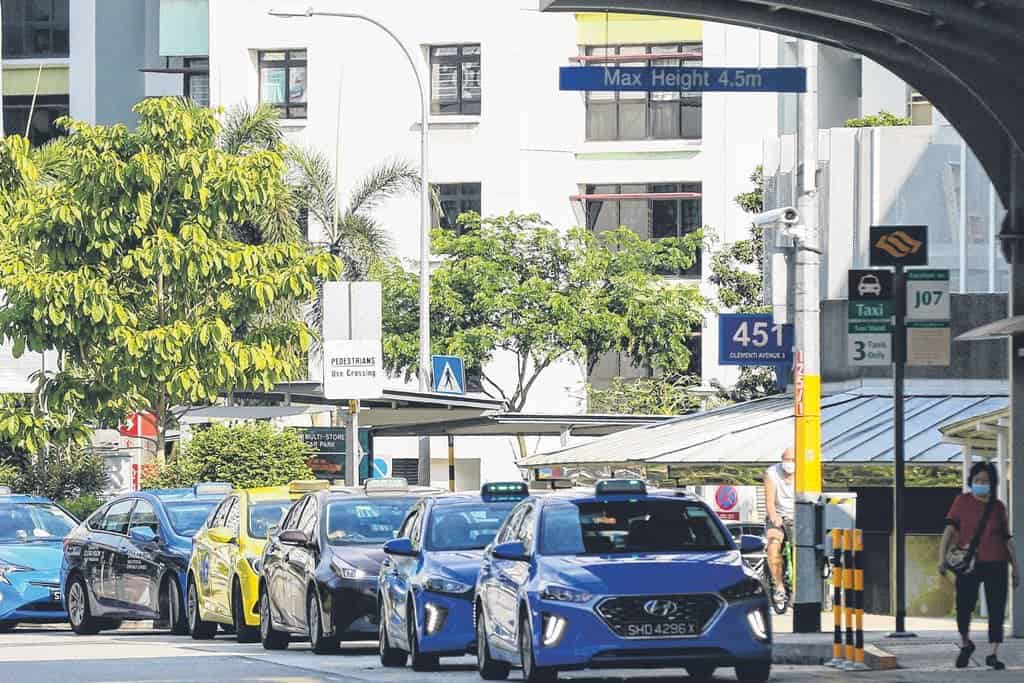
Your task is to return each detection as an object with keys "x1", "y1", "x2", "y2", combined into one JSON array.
[{"x1": 596, "y1": 594, "x2": 722, "y2": 639}]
